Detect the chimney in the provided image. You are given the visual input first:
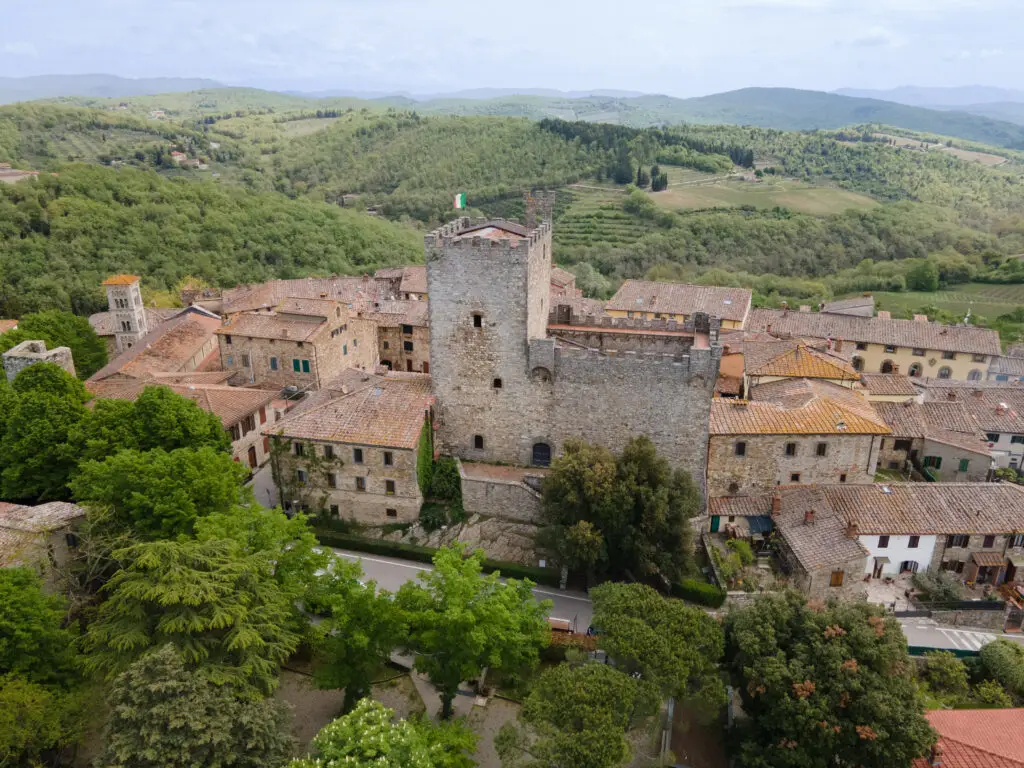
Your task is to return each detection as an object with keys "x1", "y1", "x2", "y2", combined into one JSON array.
[
  {"x1": 804, "y1": 509, "x2": 816, "y2": 526},
  {"x1": 836, "y1": 338, "x2": 843, "y2": 353},
  {"x1": 973, "y1": 389, "x2": 983, "y2": 398},
  {"x1": 771, "y1": 494, "x2": 781, "y2": 517},
  {"x1": 929, "y1": 743, "x2": 943, "y2": 767},
  {"x1": 947, "y1": 391, "x2": 957, "y2": 401},
  {"x1": 781, "y1": 301, "x2": 789, "y2": 316},
  {"x1": 845, "y1": 522, "x2": 859, "y2": 539},
  {"x1": 913, "y1": 314, "x2": 928, "y2": 323},
  {"x1": 877, "y1": 310, "x2": 891, "y2": 320},
  {"x1": 766, "y1": 324, "x2": 773, "y2": 335},
  {"x1": 799, "y1": 305, "x2": 811, "y2": 313},
  {"x1": 997, "y1": 402, "x2": 1009, "y2": 414}
]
